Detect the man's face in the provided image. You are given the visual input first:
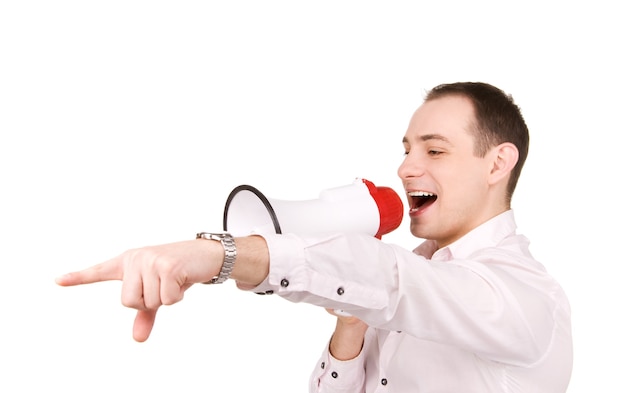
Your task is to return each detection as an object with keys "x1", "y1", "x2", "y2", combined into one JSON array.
[{"x1": 398, "y1": 95, "x2": 494, "y2": 247}]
